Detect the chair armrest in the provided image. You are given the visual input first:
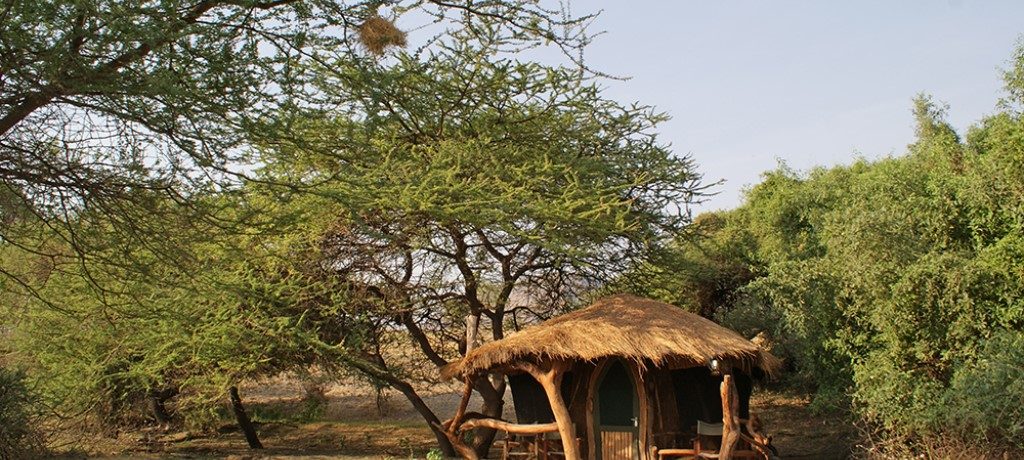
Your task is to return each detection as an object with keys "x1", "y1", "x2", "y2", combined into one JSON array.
[{"x1": 656, "y1": 448, "x2": 697, "y2": 460}]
